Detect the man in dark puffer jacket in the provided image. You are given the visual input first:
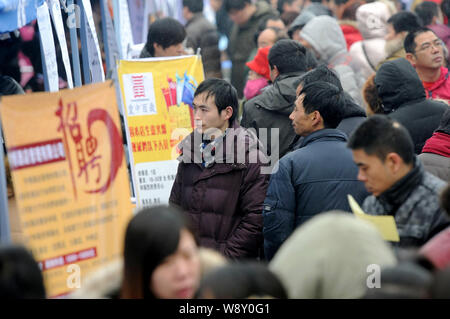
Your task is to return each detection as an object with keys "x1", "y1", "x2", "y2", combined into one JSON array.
[
  {"x1": 170, "y1": 79, "x2": 269, "y2": 260},
  {"x1": 263, "y1": 81, "x2": 368, "y2": 261}
]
